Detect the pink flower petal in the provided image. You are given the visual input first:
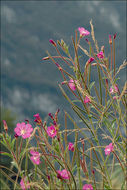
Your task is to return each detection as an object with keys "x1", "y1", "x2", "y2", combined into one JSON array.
[{"x1": 78, "y1": 27, "x2": 90, "y2": 37}]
